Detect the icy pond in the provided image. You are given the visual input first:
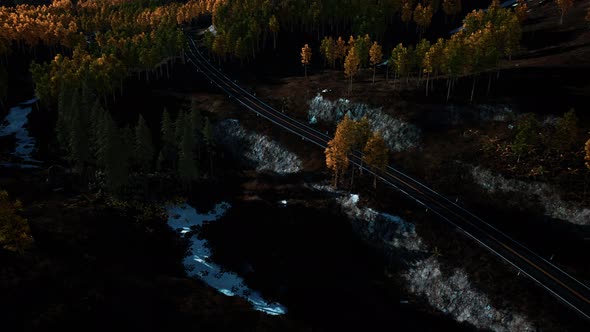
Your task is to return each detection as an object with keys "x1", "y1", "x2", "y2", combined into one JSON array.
[
  {"x1": 166, "y1": 202, "x2": 286, "y2": 316},
  {"x1": 0, "y1": 97, "x2": 40, "y2": 167}
]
